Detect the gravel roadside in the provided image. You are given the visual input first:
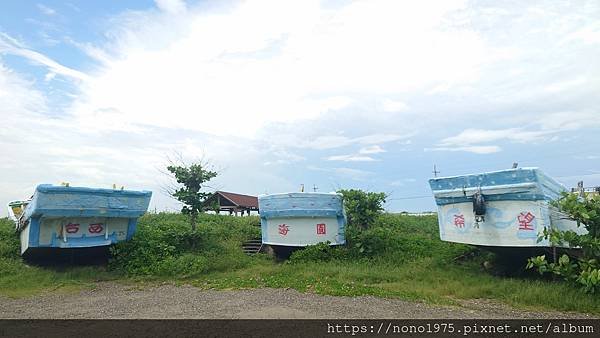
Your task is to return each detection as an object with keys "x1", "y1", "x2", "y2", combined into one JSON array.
[{"x1": 0, "y1": 282, "x2": 596, "y2": 319}]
